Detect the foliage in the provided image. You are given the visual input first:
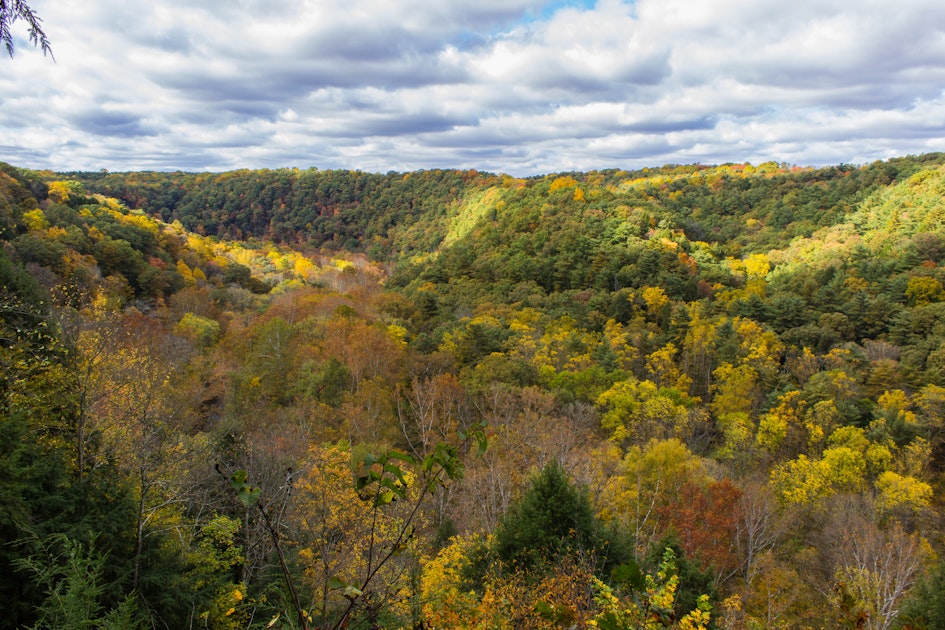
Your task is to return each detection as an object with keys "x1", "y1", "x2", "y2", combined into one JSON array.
[
  {"x1": 490, "y1": 460, "x2": 623, "y2": 574},
  {"x1": 13, "y1": 534, "x2": 140, "y2": 629},
  {"x1": 589, "y1": 547, "x2": 712, "y2": 630},
  {"x1": 898, "y1": 558, "x2": 945, "y2": 629},
  {"x1": 4, "y1": 155, "x2": 945, "y2": 627}
]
